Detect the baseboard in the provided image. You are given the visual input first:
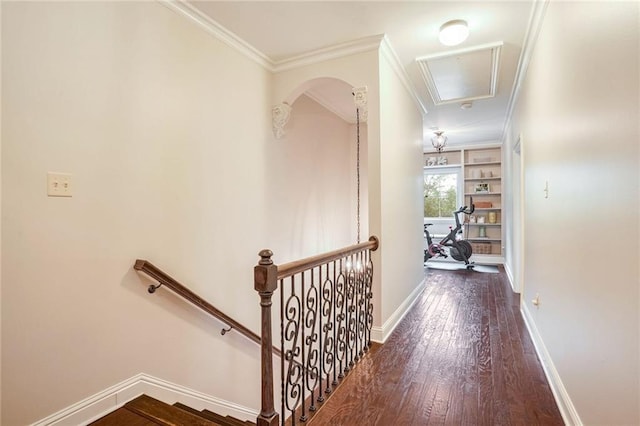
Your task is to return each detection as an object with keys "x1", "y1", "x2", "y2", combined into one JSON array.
[
  {"x1": 504, "y1": 261, "x2": 518, "y2": 293},
  {"x1": 31, "y1": 373, "x2": 259, "y2": 426},
  {"x1": 470, "y1": 254, "x2": 505, "y2": 265},
  {"x1": 520, "y1": 304, "x2": 583, "y2": 426},
  {"x1": 371, "y1": 277, "x2": 425, "y2": 343}
]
